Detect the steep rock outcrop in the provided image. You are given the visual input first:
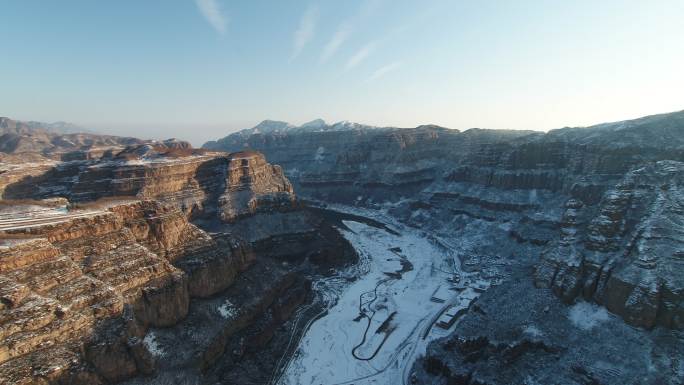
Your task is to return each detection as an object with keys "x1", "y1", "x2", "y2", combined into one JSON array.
[
  {"x1": 0, "y1": 195, "x2": 310, "y2": 384},
  {"x1": 1, "y1": 150, "x2": 295, "y2": 223},
  {"x1": 0, "y1": 201, "x2": 192, "y2": 383},
  {"x1": 206, "y1": 111, "x2": 684, "y2": 330},
  {"x1": 0, "y1": 143, "x2": 356, "y2": 384},
  {"x1": 536, "y1": 161, "x2": 684, "y2": 329},
  {"x1": 413, "y1": 273, "x2": 683, "y2": 385}
]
